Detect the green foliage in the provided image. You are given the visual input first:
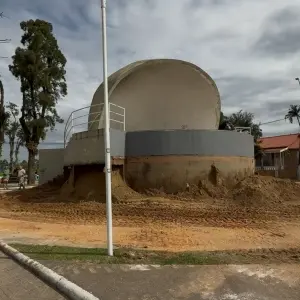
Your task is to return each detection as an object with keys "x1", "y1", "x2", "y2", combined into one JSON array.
[
  {"x1": 285, "y1": 105, "x2": 300, "y2": 126},
  {"x1": 0, "y1": 159, "x2": 8, "y2": 171},
  {"x1": 4, "y1": 102, "x2": 20, "y2": 172},
  {"x1": 9, "y1": 19, "x2": 67, "y2": 152},
  {"x1": 285, "y1": 104, "x2": 300, "y2": 163},
  {"x1": 5, "y1": 102, "x2": 20, "y2": 137},
  {"x1": 226, "y1": 110, "x2": 262, "y2": 141},
  {"x1": 0, "y1": 79, "x2": 9, "y2": 157},
  {"x1": 15, "y1": 127, "x2": 25, "y2": 165},
  {"x1": 219, "y1": 110, "x2": 263, "y2": 158},
  {"x1": 254, "y1": 141, "x2": 263, "y2": 159},
  {"x1": 20, "y1": 159, "x2": 28, "y2": 170},
  {"x1": 218, "y1": 111, "x2": 227, "y2": 128},
  {"x1": 9, "y1": 19, "x2": 67, "y2": 182}
]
